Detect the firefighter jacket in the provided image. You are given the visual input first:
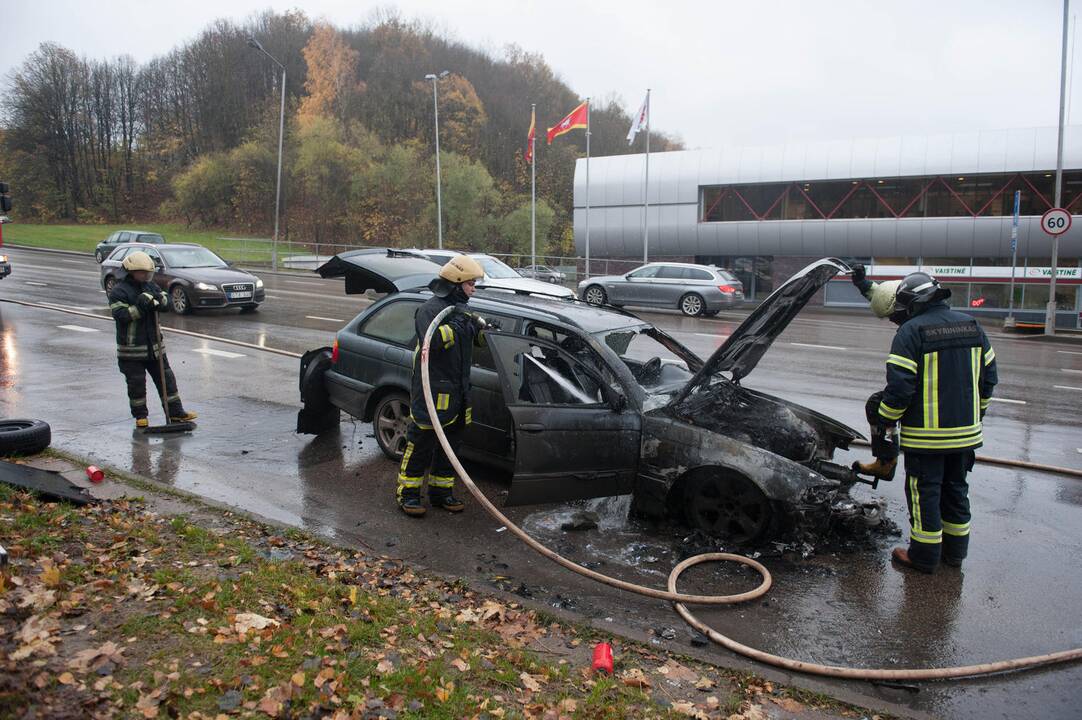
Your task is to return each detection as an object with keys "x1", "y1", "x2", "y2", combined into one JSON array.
[
  {"x1": 108, "y1": 276, "x2": 169, "y2": 360},
  {"x1": 877, "y1": 301, "x2": 998, "y2": 454},
  {"x1": 409, "y1": 292, "x2": 485, "y2": 428}
]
